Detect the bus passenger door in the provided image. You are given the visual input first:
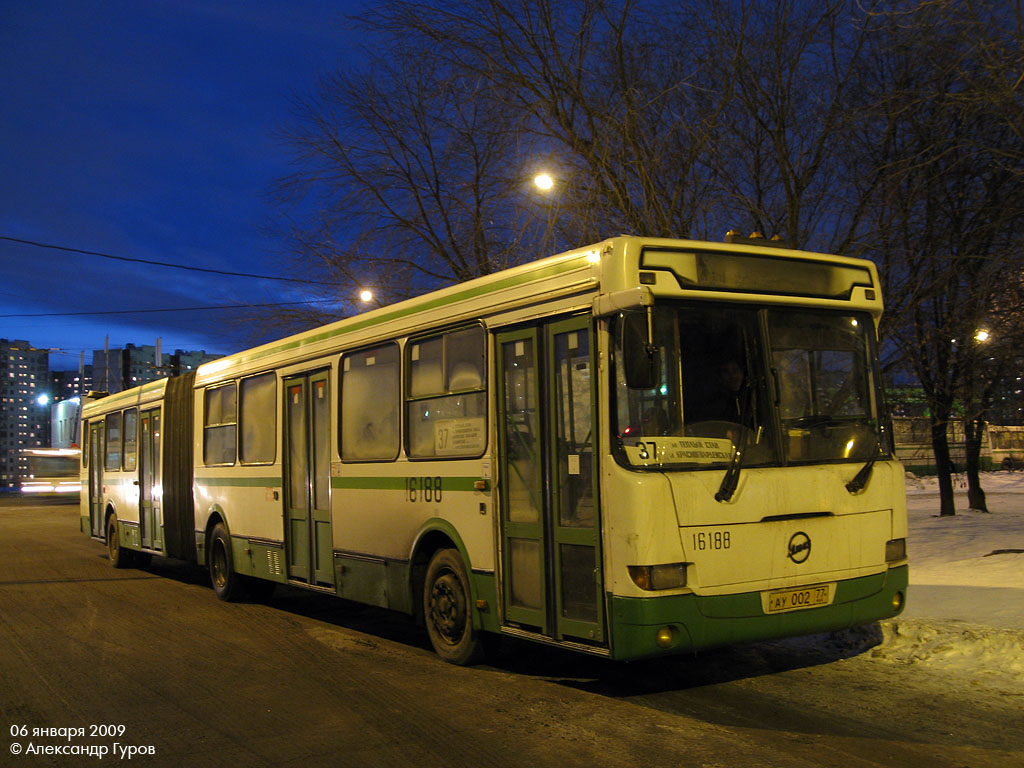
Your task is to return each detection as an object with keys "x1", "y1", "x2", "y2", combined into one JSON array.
[
  {"x1": 139, "y1": 409, "x2": 161, "y2": 551},
  {"x1": 497, "y1": 328, "x2": 547, "y2": 633},
  {"x1": 283, "y1": 371, "x2": 334, "y2": 588},
  {"x1": 496, "y1": 316, "x2": 604, "y2": 645},
  {"x1": 88, "y1": 421, "x2": 104, "y2": 538},
  {"x1": 547, "y1": 317, "x2": 603, "y2": 643}
]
